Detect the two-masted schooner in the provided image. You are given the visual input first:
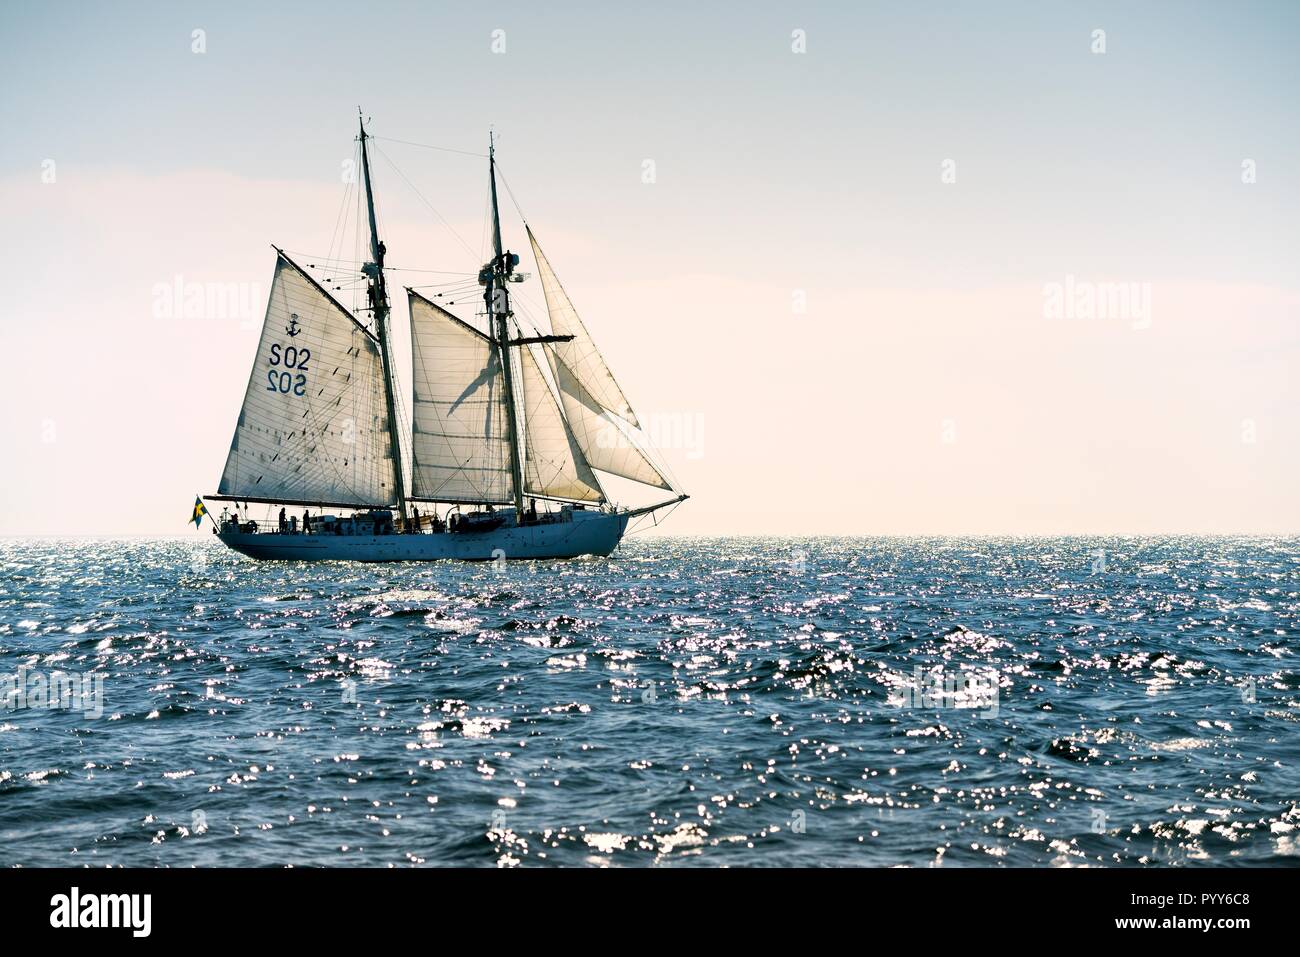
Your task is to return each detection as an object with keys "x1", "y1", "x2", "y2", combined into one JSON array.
[{"x1": 204, "y1": 116, "x2": 686, "y2": 561}]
